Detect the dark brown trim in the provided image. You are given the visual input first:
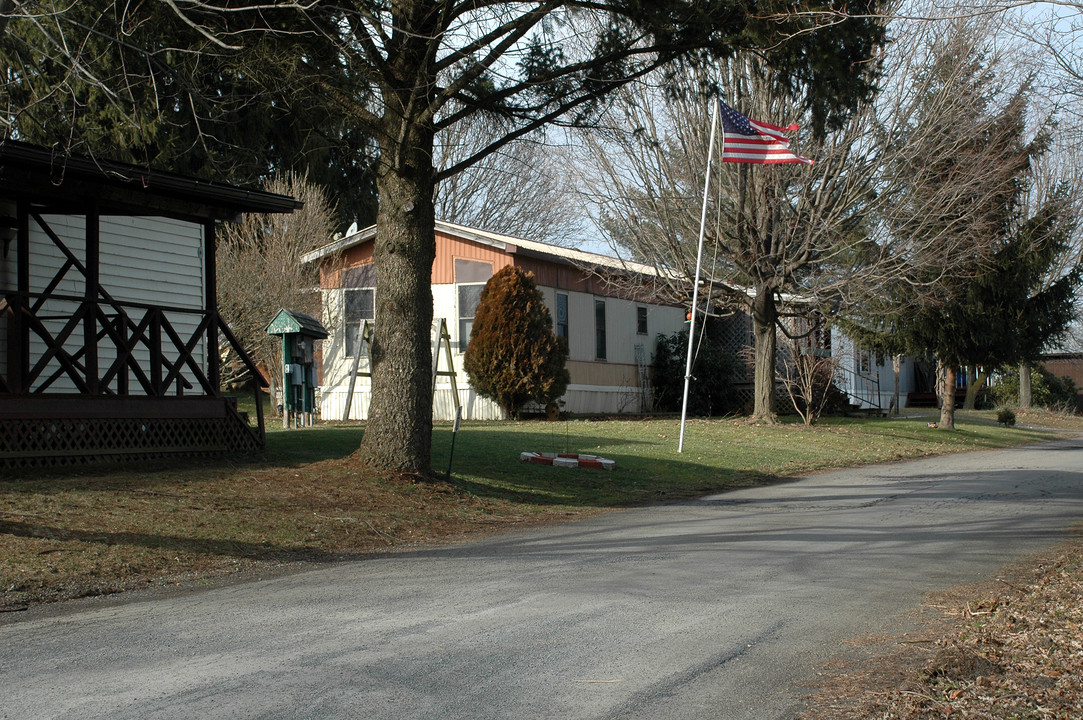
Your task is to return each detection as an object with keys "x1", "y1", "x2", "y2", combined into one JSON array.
[
  {"x1": 204, "y1": 220, "x2": 220, "y2": 391},
  {"x1": 14, "y1": 198, "x2": 28, "y2": 393},
  {"x1": 84, "y1": 203, "x2": 100, "y2": 393},
  {"x1": 0, "y1": 140, "x2": 302, "y2": 221}
]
